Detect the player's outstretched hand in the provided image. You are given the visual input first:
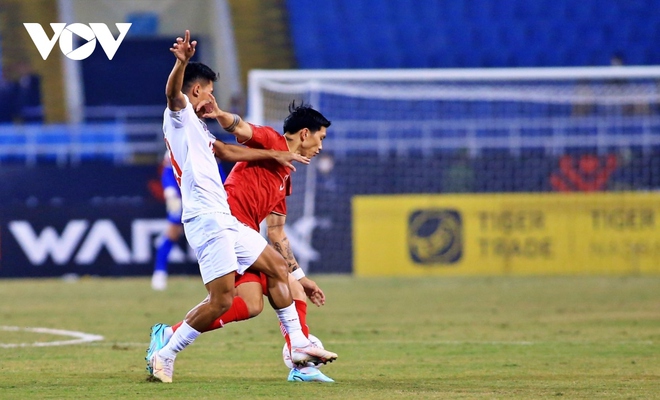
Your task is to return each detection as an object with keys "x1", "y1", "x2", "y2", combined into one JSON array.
[
  {"x1": 273, "y1": 151, "x2": 310, "y2": 171},
  {"x1": 300, "y1": 277, "x2": 326, "y2": 307},
  {"x1": 196, "y1": 93, "x2": 221, "y2": 119},
  {"x1": 170, "y1": 30, "x2": 196, "y2": 62}
]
